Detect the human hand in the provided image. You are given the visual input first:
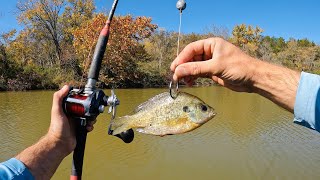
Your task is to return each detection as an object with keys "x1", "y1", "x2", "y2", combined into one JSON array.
[
  {"x1": 170, "y1": 37, "x2": 259, "y2": 92},
  {"x1": 47, "y1": 85, "x2": 96, "y2": 155},
  {"x1": 15, "y1": 85, "x2": 97, "y2": 179}
]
